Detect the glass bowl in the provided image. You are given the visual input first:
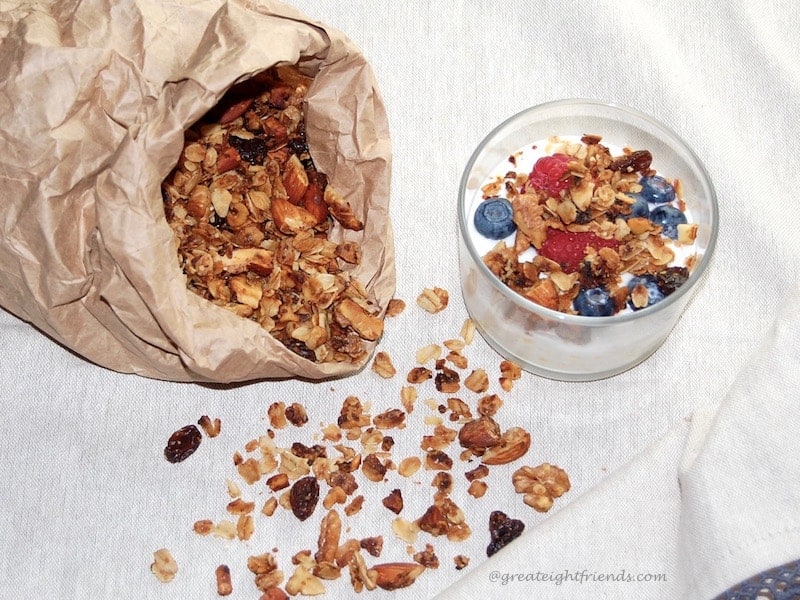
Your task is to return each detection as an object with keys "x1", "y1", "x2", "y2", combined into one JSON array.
[{"x1": 457, "y1": 99, "x2": 718, "y2": 381}]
